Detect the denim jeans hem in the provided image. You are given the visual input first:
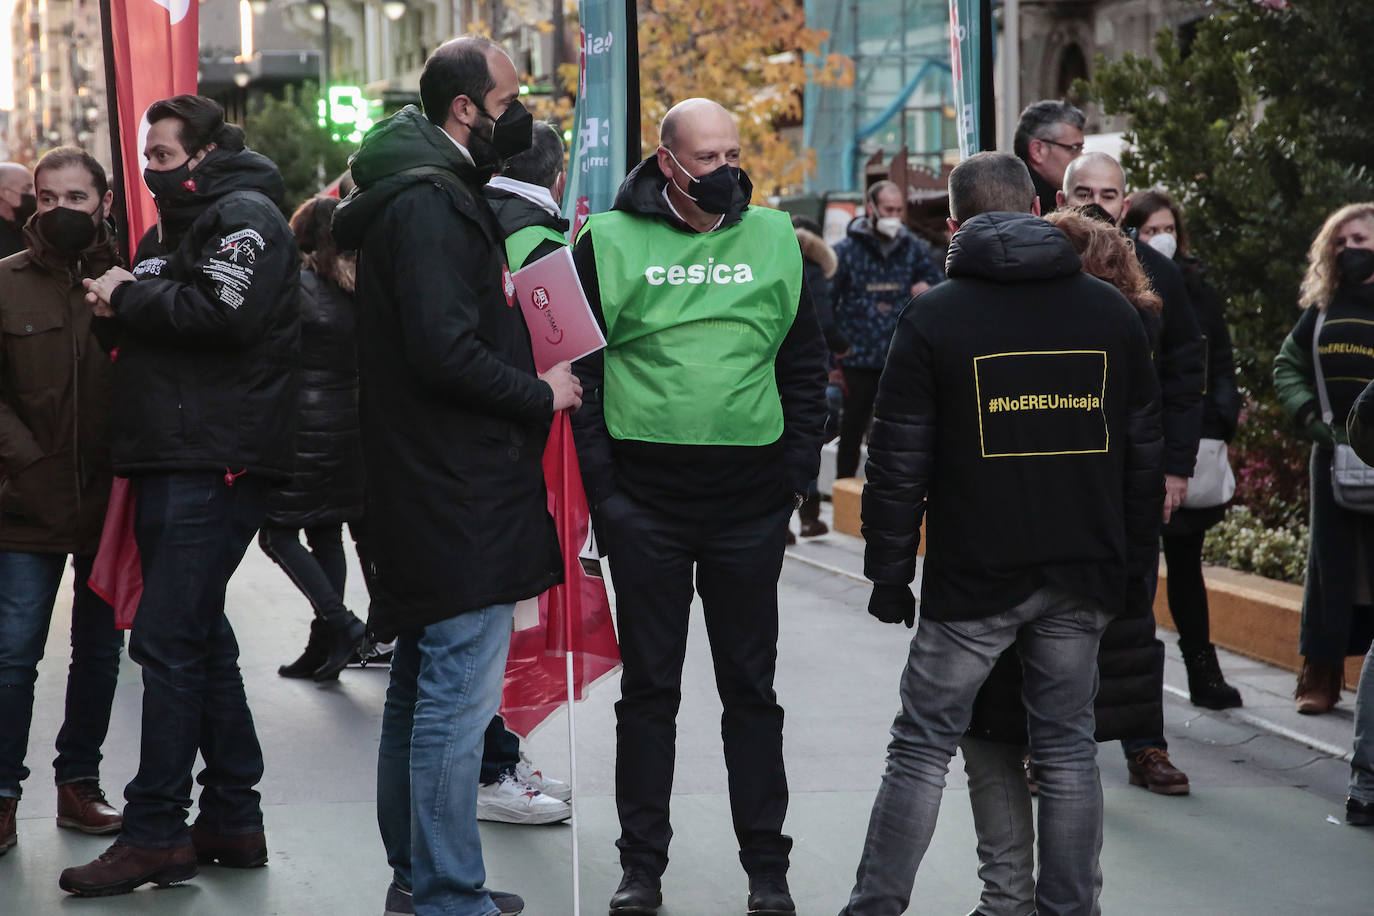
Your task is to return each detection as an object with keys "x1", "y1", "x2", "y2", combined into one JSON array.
[{"x1": 54, "y1": 772, "x2": 100, "y2": 787}]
